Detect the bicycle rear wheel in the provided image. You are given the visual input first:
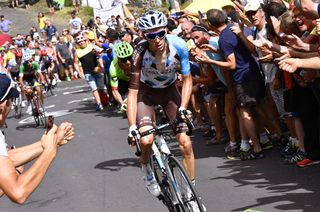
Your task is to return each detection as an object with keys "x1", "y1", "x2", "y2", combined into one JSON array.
[
  {"x1": 168, "y1": 156, "x2": 204, "y2": 212},
  {"x1": 31, "y1": 99, "x2": 40, "y2": 126}
]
